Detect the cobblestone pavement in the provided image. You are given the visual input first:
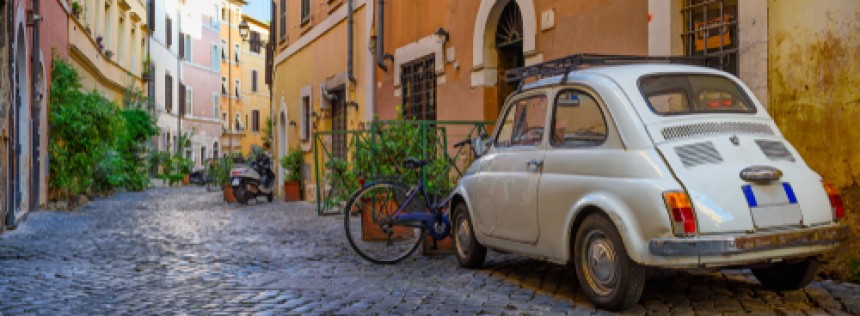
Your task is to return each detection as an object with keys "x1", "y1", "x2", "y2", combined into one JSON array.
[{"x1": 1, "y1": 186, "x2": 858, "y2": 315}]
